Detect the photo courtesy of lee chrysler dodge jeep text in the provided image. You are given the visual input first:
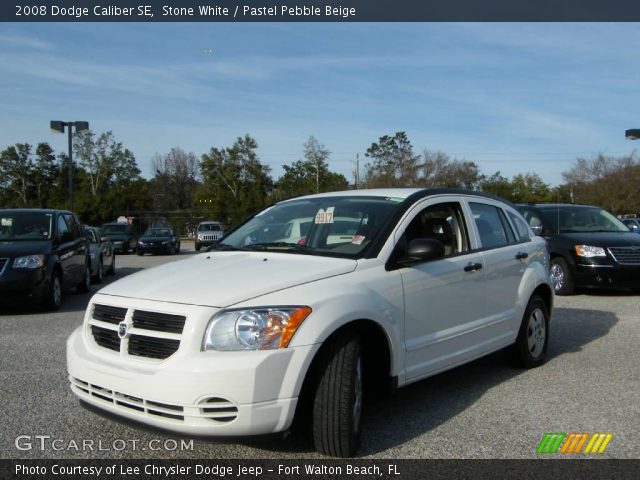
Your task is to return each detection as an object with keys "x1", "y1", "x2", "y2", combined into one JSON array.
[{"x1": 67, "y1": 189, "x2": 553, "y2": 457}]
